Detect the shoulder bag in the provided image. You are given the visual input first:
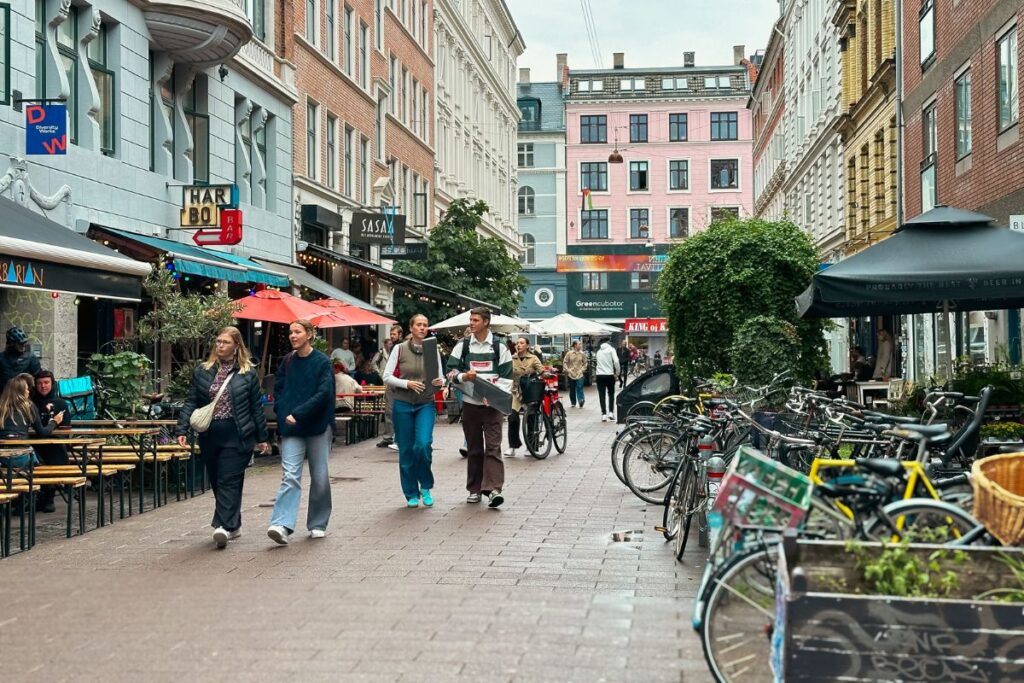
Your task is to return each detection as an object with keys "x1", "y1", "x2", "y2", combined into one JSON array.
[{"x1": 189, "y1": 371, "x2": 235, "y2": 433}]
